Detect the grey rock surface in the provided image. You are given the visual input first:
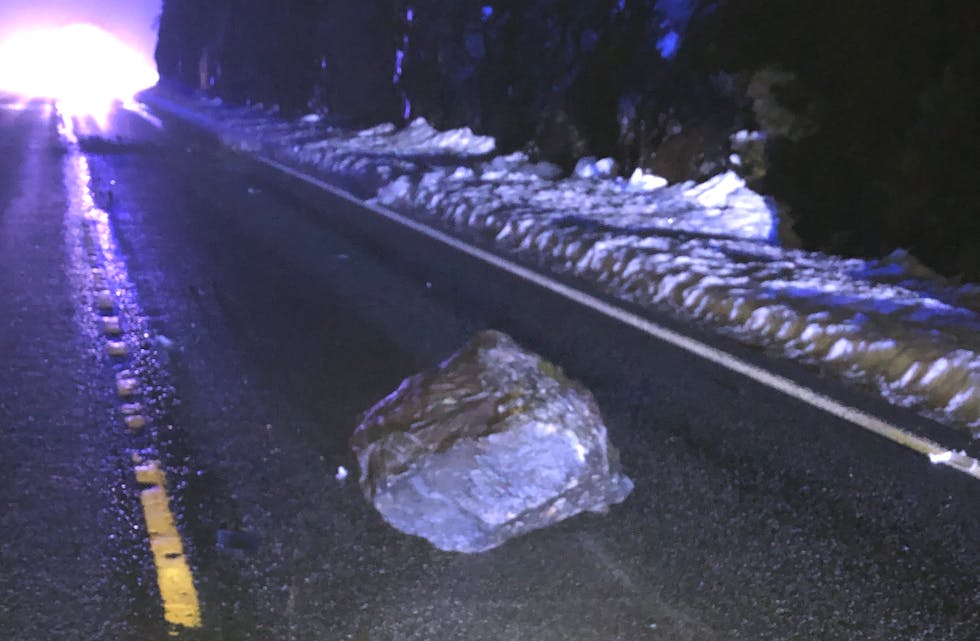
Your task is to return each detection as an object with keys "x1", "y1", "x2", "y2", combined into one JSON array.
[{"x1": 351, "y1": 330, "x2": 633, "y2": 553}]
